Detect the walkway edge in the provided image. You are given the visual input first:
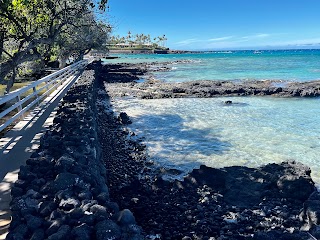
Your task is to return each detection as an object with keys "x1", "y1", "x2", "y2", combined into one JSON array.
[{"x1": 0, "y1": 70, "x2": 83, "y2": 240}]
